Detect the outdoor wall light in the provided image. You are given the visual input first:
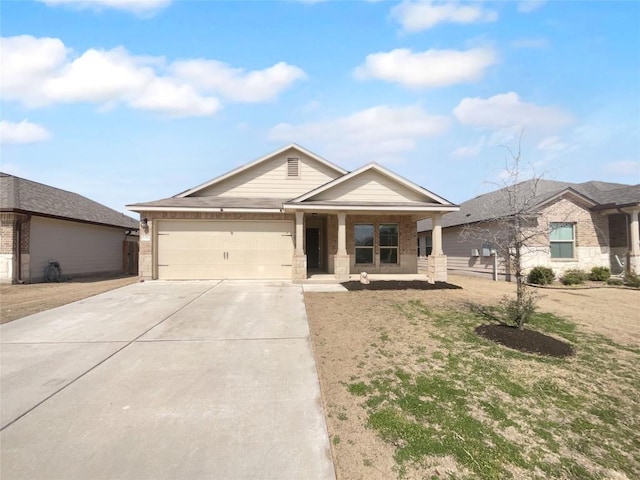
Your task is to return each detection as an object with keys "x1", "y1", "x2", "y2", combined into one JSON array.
[{"x1": 141, "y1": 217, "x2": 148, "y2": 228}]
